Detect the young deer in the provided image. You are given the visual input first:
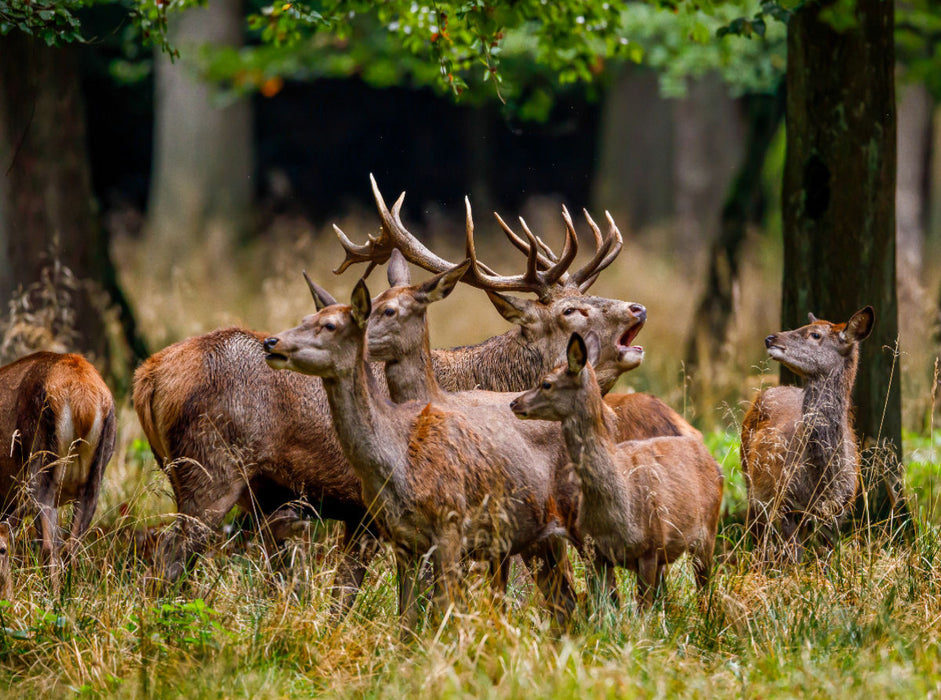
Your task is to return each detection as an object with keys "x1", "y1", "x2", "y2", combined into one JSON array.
[
  {"x1": 740, "y1": 307, "x2": 874, "y2": 560},
  {"x1": 0, "y1": 352, "x2": 116, "y2": 590},
  {"x1": 511, "y1": 334, "x2": 723, "y2": 608},
  {"x1": 264, "y1": 281, "x2": 580, "y2": 630},
  {"x1": 134, "y1": 180, "x2": 644, "y2": 612}
]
